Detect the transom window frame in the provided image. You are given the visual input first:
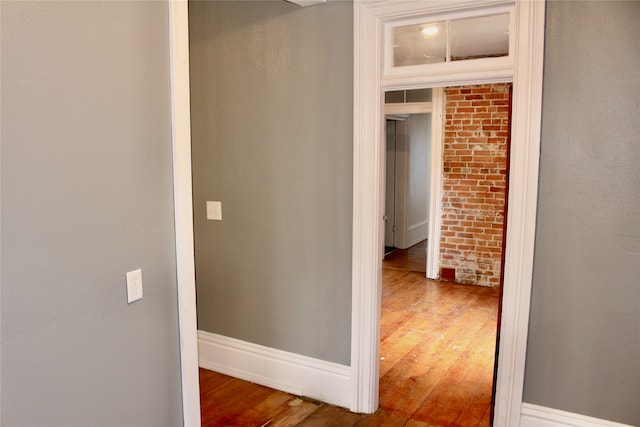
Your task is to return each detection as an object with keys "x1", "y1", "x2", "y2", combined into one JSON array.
[{"x1": 383, "y1": 4, "x2": 516, "y2": 86}]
